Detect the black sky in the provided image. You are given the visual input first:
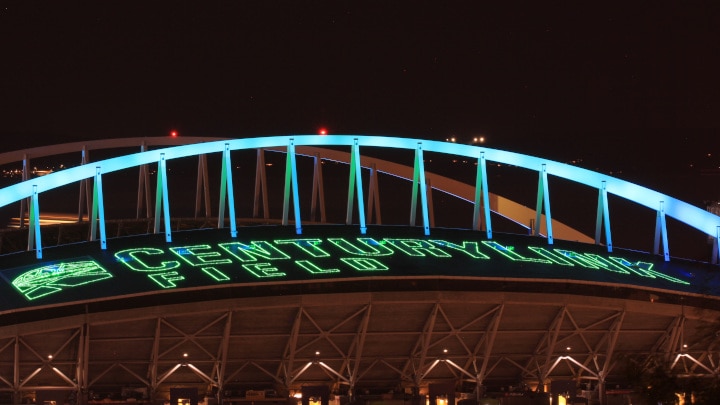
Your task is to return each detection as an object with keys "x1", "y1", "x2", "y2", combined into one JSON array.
[{"x1": 1, "y1": 2, "x2": 719, "y2": 197}]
